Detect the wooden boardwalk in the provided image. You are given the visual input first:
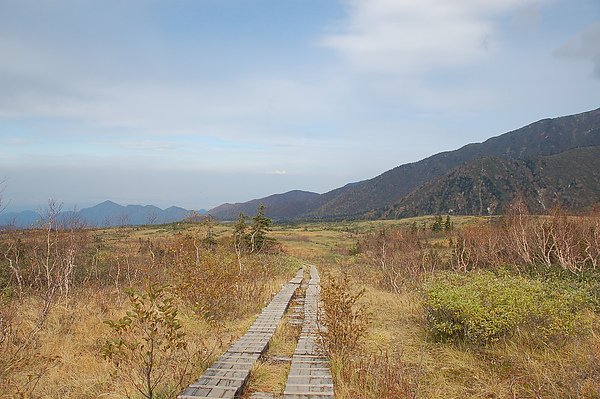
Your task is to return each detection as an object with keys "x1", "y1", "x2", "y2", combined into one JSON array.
[
  {"x1": 178, "y1": 265, "x2": 334, "y2": 399},
  {"x1": 283, "y1": 265, "x2": 334, "y2": 399},
  {"x1": 178, "y1": 269, "x2": 304, "y2": 399}
]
